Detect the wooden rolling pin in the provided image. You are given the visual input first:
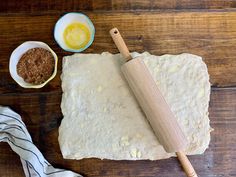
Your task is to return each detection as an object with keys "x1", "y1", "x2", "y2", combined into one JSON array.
[{"x1": 110, "y1": 28, "x2": 198, "y2": 177}]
